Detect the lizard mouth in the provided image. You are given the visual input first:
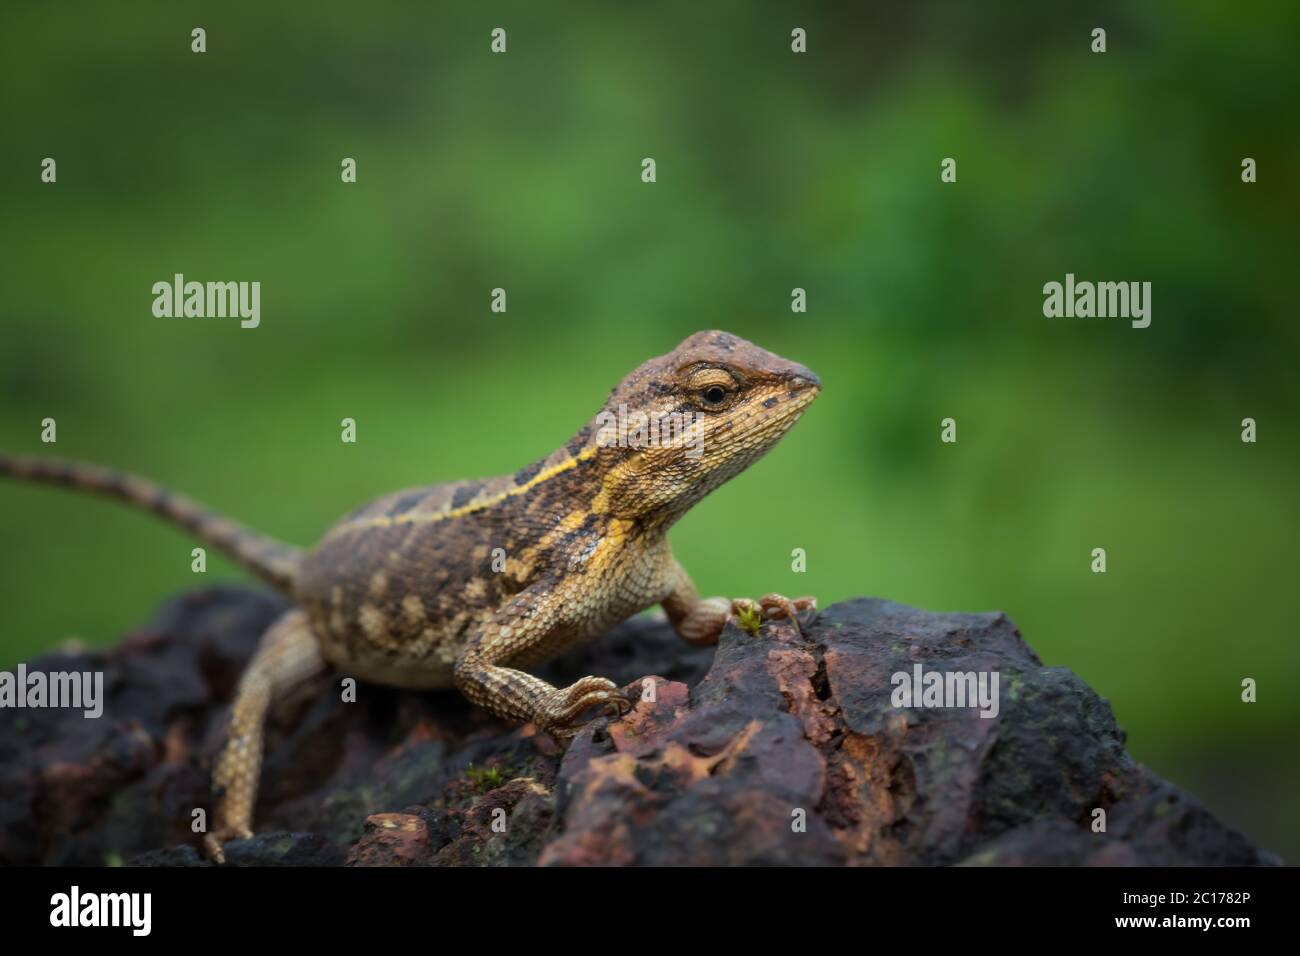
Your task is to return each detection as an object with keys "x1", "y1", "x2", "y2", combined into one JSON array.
[
  {"x1": 747, "y1": 386, "x2": 819, "y2": 448},
  {"x1": 780, "y1": 383, "x2": 820, "y2": 416}
]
